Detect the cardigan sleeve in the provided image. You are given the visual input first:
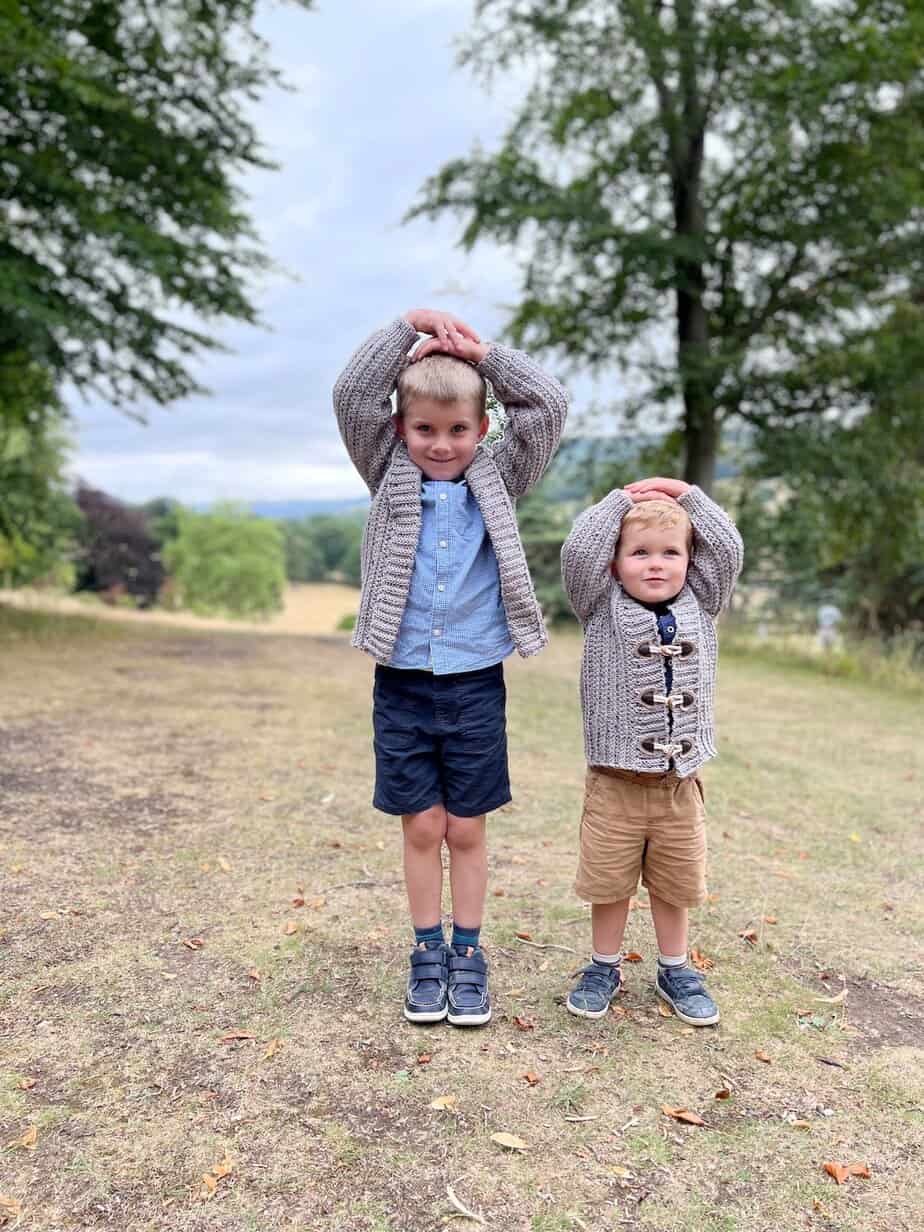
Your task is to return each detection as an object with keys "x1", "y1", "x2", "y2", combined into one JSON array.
[
  {"x1": 478, "y1": 345, "x2": 568, "y2": 498},
  {"x1": 332, "y1": 317, "x2": 418, "y2": 495},
  {"x1": 560, "y1": 488, "x2": 633, "y2": 624},
  {"x1": 678, "y1": 486, "x2": 744, "y2": 616}
]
